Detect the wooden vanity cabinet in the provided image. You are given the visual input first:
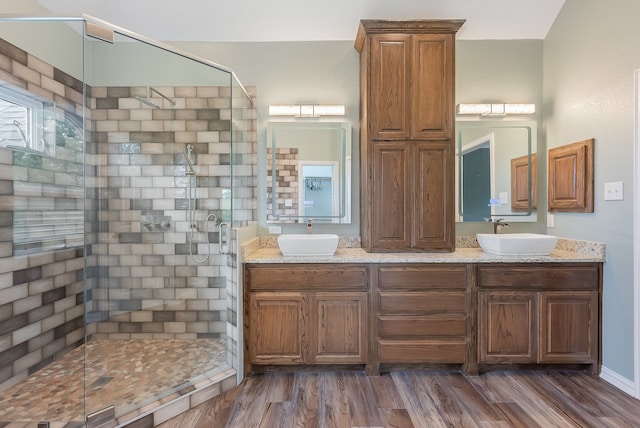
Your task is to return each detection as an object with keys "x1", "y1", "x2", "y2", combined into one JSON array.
[
  {"x1": 477, "y1": 263, "x2": 602, "y2": 373},
  {"x1": 244, "y1": 264, "x2": 369, "y2": 373},
  {"x1": 355, "y1": 20, "x2": 464, "y2": 253},
  {"x1": 375, "y1": 264, "x2": 470, "y2": 370}
]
